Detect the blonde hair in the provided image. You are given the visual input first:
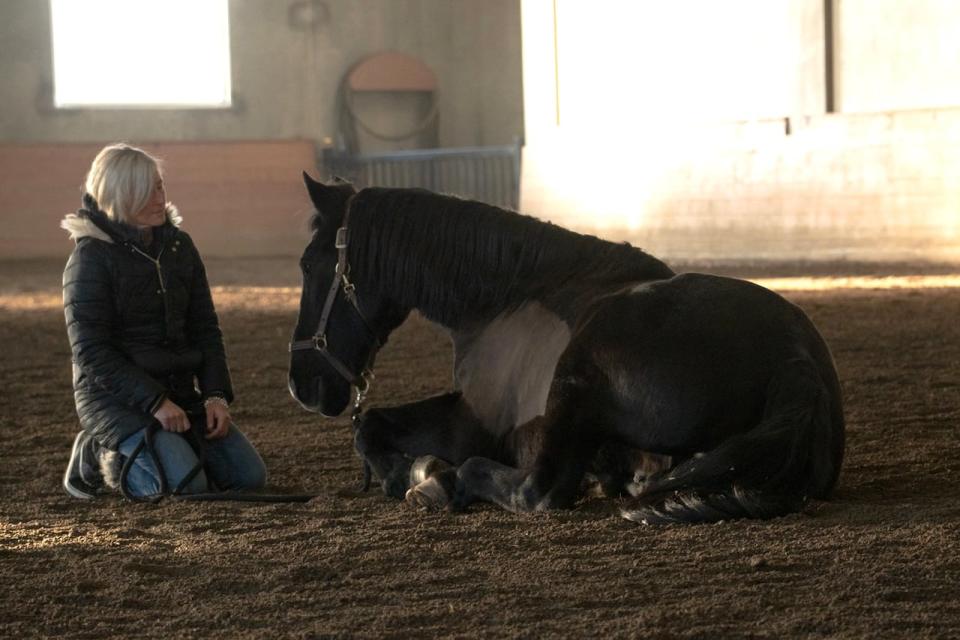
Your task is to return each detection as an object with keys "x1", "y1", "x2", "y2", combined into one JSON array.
[{"x1": 84, "y1": 144, "x2": 162, "y2": 224}]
